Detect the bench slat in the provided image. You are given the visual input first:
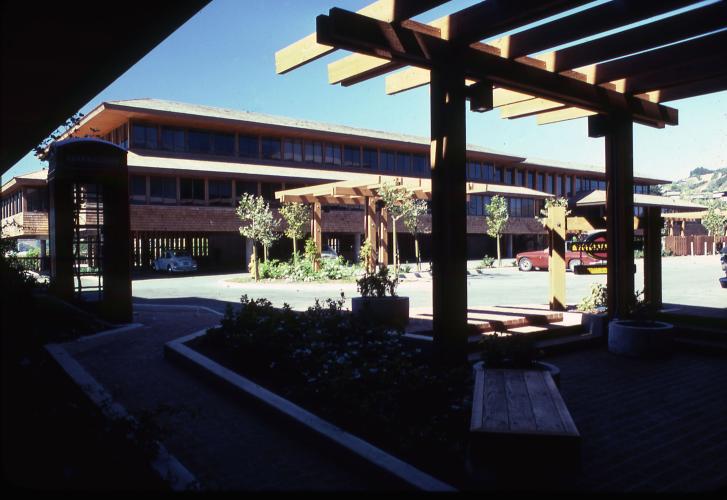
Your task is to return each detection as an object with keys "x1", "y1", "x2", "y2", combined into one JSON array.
[
  {"x1": 482, "y1": 370, "x2": 509, "y2": 432},
  {"x1": 523, "y1": 370, "x2": 566, "y2": 434},
  {"x1": 504, "y1": 369, "x2": 536, "y2": 432},
  {"x1": 542, "y1": 368, "x2": 580, "y2": 436}
]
